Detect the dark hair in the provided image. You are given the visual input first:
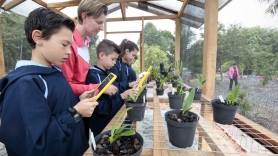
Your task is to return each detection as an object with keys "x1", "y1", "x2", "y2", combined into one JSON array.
[
  {"x1": 119, "y1": 39, "x2": 139, "y2": 56},
  {"x1": 24, "y1": 7, "x2": 75, "y2": 49},
  {"x1": 78, "y1": 0, "x2": 108, "y2": 24},
  {"x1": 97, "y1": 39, "x2": 121, "y2": 58}
]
